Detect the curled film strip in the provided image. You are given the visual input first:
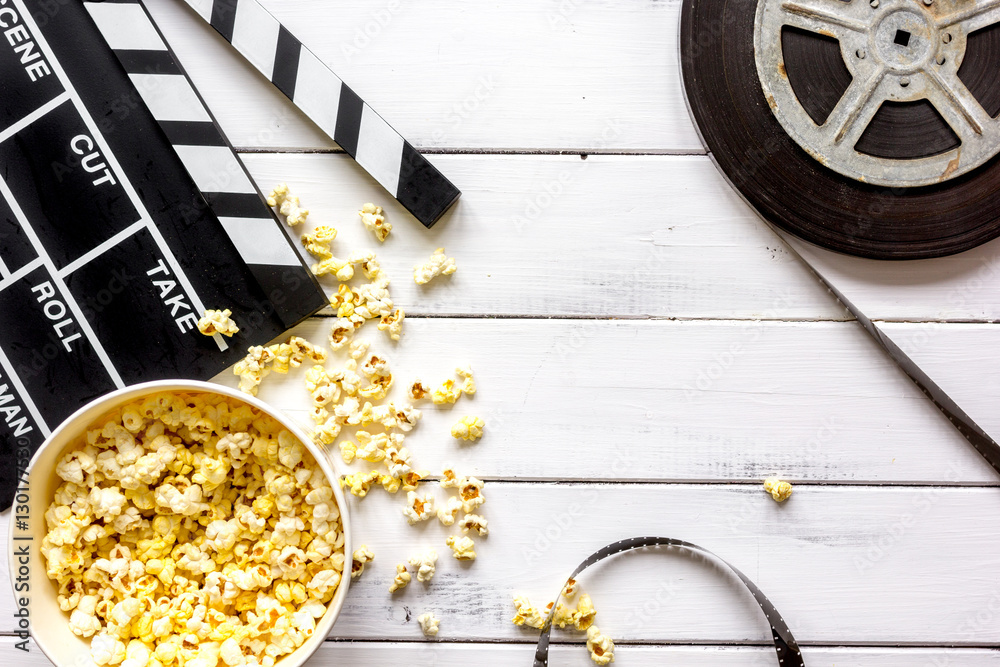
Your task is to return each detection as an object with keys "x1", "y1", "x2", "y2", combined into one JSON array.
[{"x1": 532, "y1": 536, "x2": 804, "y2": 667}]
